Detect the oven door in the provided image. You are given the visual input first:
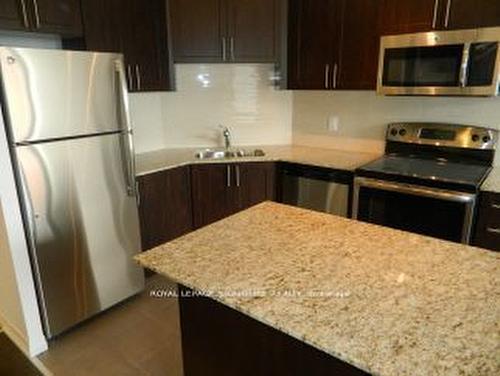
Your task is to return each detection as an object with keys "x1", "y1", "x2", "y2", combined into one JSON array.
[{"x1": 352, "y1": 177, "x2": 477, "y2": 244}]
